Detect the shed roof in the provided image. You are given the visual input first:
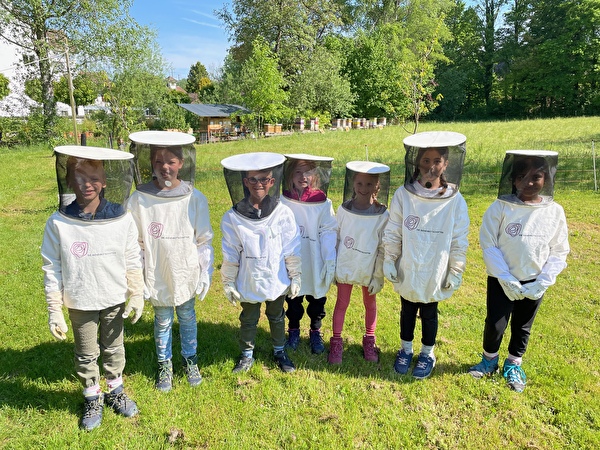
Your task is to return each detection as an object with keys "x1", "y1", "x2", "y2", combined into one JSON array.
[{"x1": 178, "y1": 103, "x2": 250, "y2": 117}]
